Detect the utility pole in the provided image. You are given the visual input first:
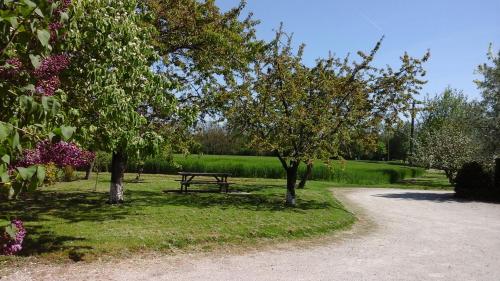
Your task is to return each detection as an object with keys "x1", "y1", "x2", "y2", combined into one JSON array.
[{"x1": 409, "y1": 99, "x2": 416, "y2": 165}]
